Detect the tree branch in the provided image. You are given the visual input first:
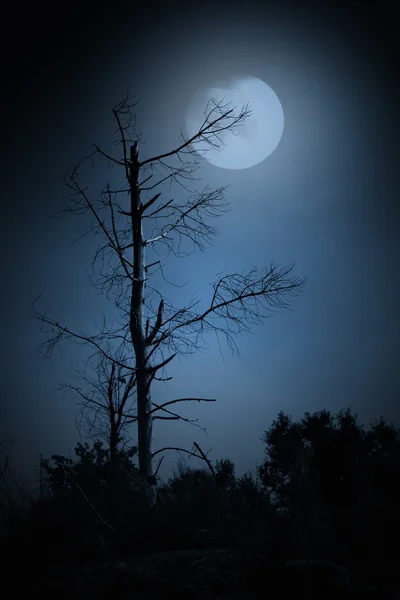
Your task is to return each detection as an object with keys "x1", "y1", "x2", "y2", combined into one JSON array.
[
  {"x1": 151, "y1": 264, "x2": 306, "y2": 352},
  {"x1": 148, "y1": 397, "x2": 216, "y2": 416},
  {"x1": 139, "y1": 100, "x2": 251, "y2": 169},
  {"x1": 30, "y1": 304, "x2": 134, "y2": 372}
]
